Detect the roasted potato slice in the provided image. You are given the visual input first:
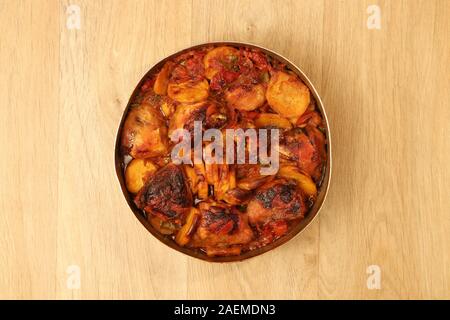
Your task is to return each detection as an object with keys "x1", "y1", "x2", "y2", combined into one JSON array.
[
  {"x1": 225, "y1": 84, "x2": 266, "y2": 111},
  {"x1": 167, "y1": 79, "x2": 209, "y2": 103},
  {"x1": 125, "y1": 159, "x2": 158, "y2": 194},
  {"x1": 121, "y1": 103, "x2": 169, "y2": 158},
  {"x1": 254, "y1": 113, "x2": 293, "y2": 129},
  {"x1": 153, "y1": 61, "x2": 174, "y2": 95},
  {"x1": 277, "y1": 165, "x2": 317, "y2": 197},
  {"x1": 175, "y1": 207, "x2": 200, "y2": 246},
  {"x1": 204, "y1": 46, "x2": 239, "y2": 79},
  {"x1": 266, "y1": 71, "x2": 310, "y2": 123}
]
